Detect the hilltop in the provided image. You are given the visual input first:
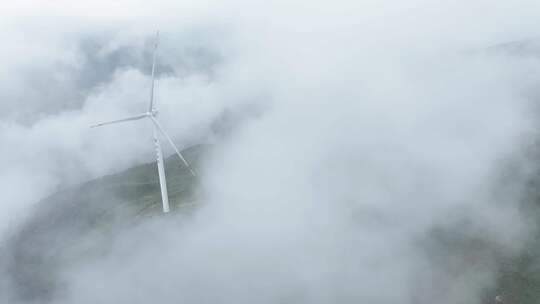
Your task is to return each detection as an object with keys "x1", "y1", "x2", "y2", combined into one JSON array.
[{"x1": 2, "y1": 144, "x2": 209, "y2": 302}]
